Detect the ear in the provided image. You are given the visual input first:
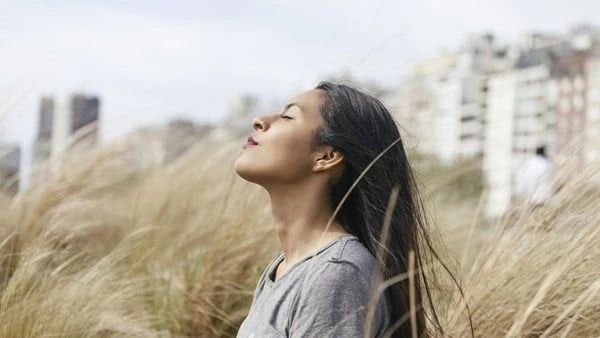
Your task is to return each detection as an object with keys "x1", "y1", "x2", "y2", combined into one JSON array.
[{"x1": 312, "y1": 146, "x2": 344, "y2": 173}]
